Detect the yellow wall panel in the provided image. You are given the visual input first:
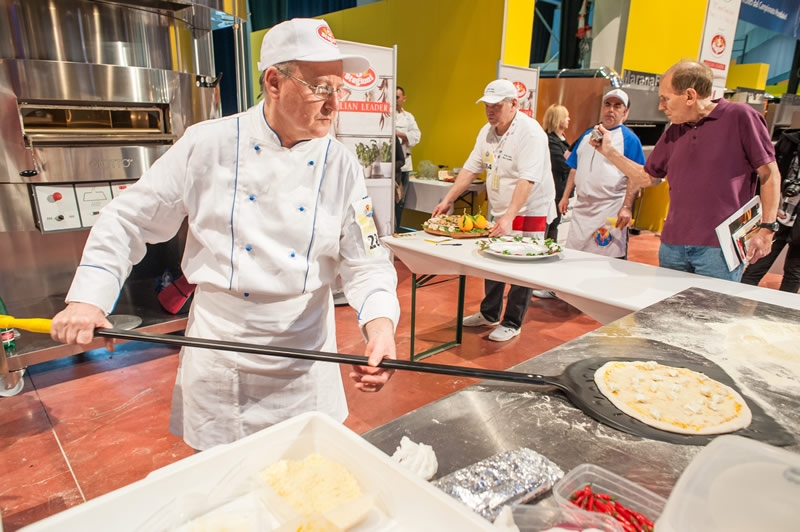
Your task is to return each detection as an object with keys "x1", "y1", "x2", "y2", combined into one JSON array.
[
  {"x1": 622, "y1": 0, "x2": 708, "y2": 76},
  {"x1": 251, "y1": 28, "x2": 267, "y2": 101},
  {"x1": 727, "y1": 62, "x2": 769, "y2": 90},
  {"x1": 326, "y1": 0, "x2": 506, "y2": 173},
  {"x1": 503, "y1": 0, "x2": 535, "y2": 67}
]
